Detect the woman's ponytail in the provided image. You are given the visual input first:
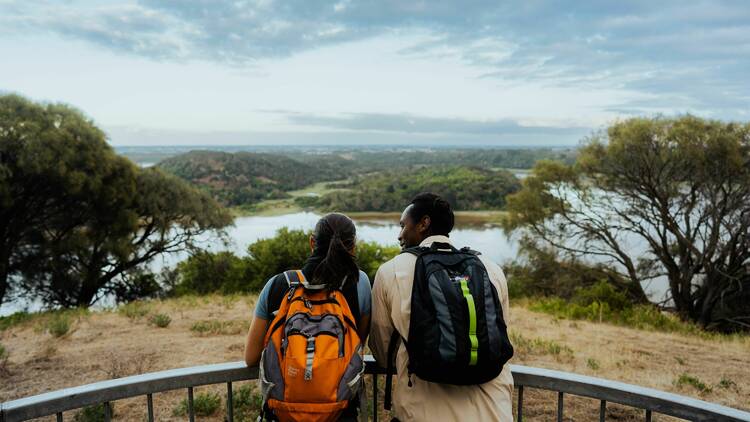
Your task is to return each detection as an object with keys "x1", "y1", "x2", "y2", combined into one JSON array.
[{"x1": 311, "y1": 214, "x2": 359, "y2": 289}]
